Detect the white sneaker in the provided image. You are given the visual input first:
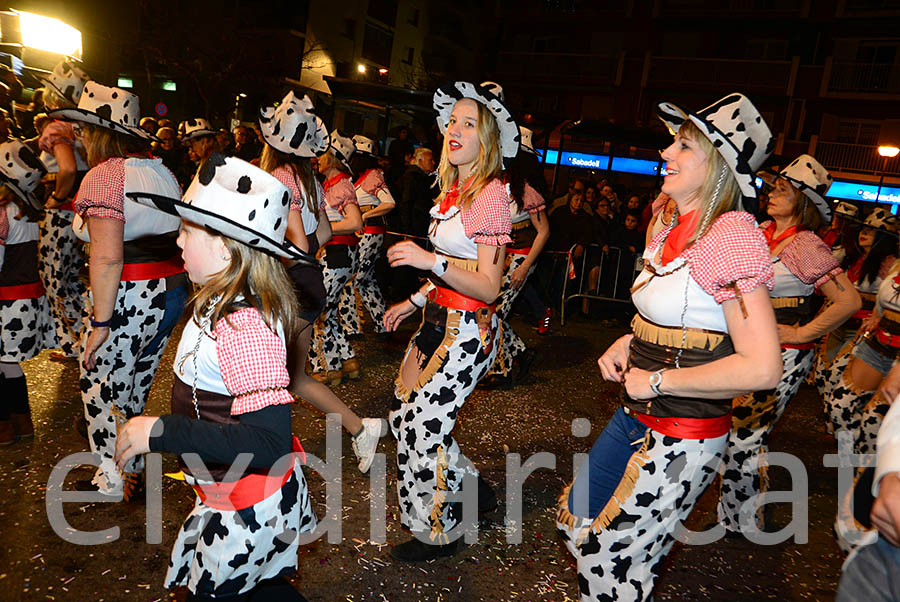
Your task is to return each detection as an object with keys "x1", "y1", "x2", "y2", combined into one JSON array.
[{"x1": 352, "y1": 418, "x2": 387, "y2": 474}]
